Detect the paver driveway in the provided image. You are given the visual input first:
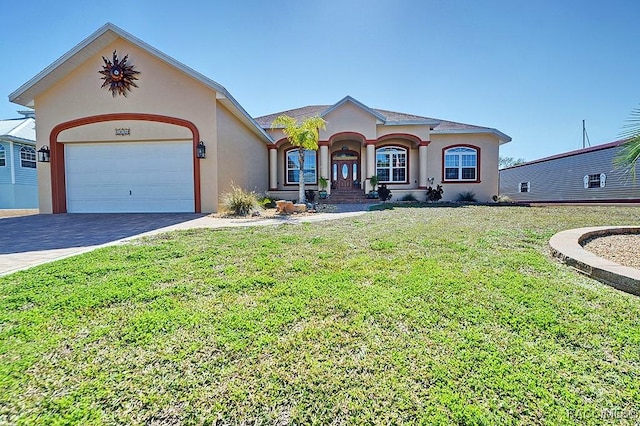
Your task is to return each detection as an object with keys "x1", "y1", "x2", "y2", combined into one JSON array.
[
  {"x1": 0, "y1": 213, "x2": 204, "y2": 276},
  {"x1": 0, "y1": 207, "x2": 370, "y2": 276}
]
